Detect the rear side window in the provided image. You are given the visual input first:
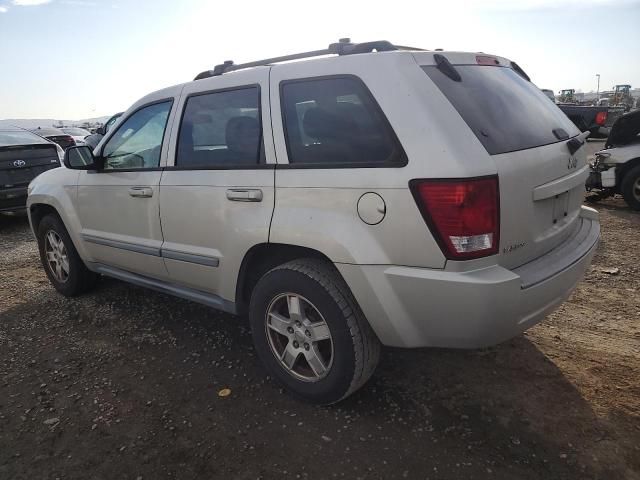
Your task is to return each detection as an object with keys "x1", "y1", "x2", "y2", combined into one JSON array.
[
  {"x1": 423, "y1": 65, "x2": 580, "y2": 155},
  {"x1": 176, "y1": 87, "x2": 263, "y2": 168},
  {"x1": 280, "y1": 76, "x2": 405, "y2": 166}
]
